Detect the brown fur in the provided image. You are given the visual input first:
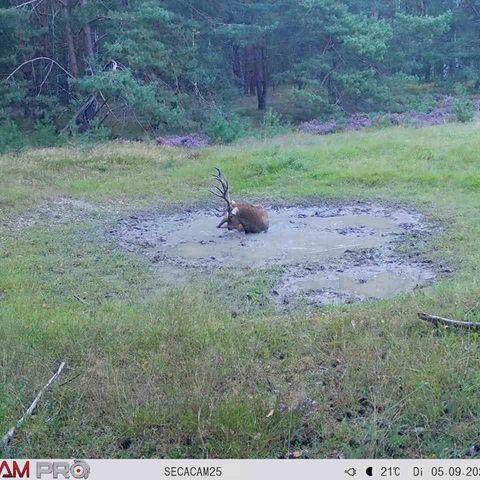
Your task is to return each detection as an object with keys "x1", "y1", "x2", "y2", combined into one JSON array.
[
  {"x1": 210, "y1": 167, "x2": 269, "y2": 234},
  {"x1": 217, "y1": 202, "x2": 269, "y2": 233}
]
